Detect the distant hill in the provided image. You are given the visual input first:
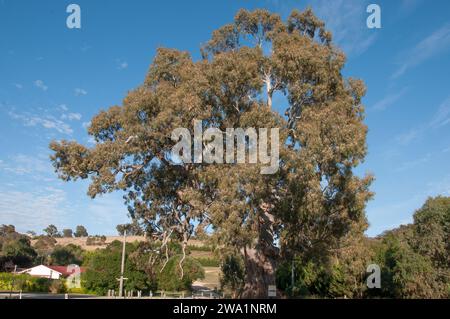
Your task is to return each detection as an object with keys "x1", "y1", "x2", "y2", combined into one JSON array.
[{"x1": 31, "y1": 236, "x2": 206, "y2": 251}]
